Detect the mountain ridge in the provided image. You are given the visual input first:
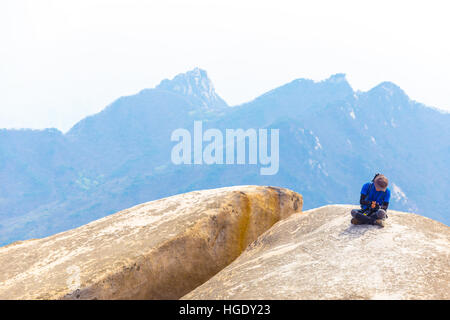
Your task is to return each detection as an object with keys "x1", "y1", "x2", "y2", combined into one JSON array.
[{"x1": 0, "y1": 68, "x2": 448, "y2": 246}]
